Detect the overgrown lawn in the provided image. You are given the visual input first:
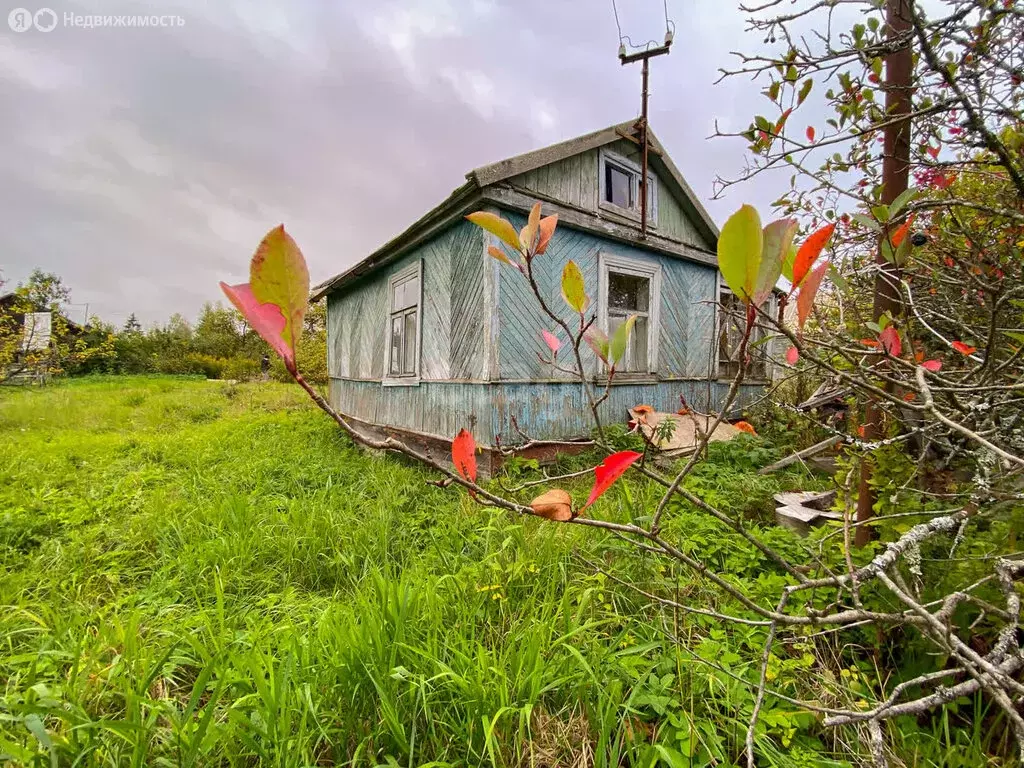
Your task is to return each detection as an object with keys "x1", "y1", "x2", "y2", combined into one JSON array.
[{"x1": 1, "y1": 377, "x2": 966, "y2": 767}]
